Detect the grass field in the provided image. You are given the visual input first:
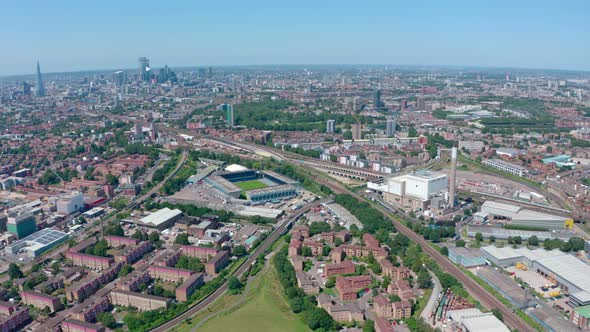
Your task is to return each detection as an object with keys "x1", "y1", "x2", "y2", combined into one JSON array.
[
  {"x1": 235, "y1": 179, "x2": 269, "y2": 191},
  {"x1": 192, "y1": 265, "x2": 309, "y2": 332}
]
